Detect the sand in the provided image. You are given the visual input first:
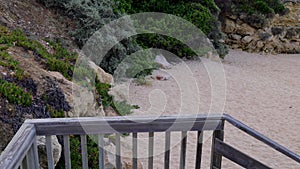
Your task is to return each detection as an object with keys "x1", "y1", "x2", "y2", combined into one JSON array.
[{"x1": 117, "y1": 50, "x2": 300, "y2": 169}]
